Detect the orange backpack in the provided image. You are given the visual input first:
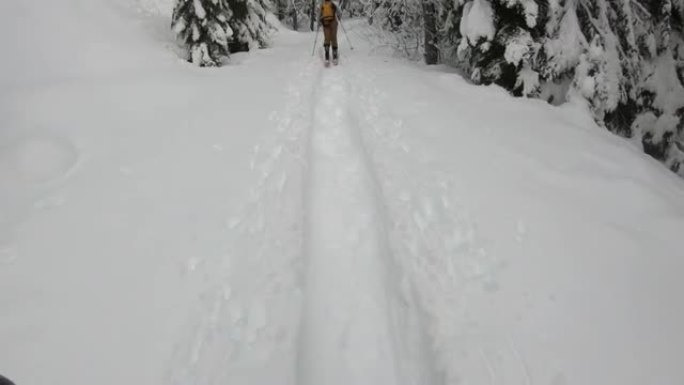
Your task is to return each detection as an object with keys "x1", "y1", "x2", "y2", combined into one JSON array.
[{"x1": 321, "y1": 2, "x2": 335, "y2": 24}]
